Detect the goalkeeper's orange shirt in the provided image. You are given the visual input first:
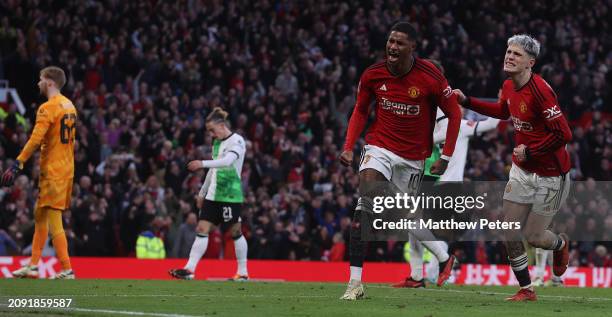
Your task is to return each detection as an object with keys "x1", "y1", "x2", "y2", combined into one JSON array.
[{"x1": 17, "y1": 93, "x2": 77, "y2": 181}]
